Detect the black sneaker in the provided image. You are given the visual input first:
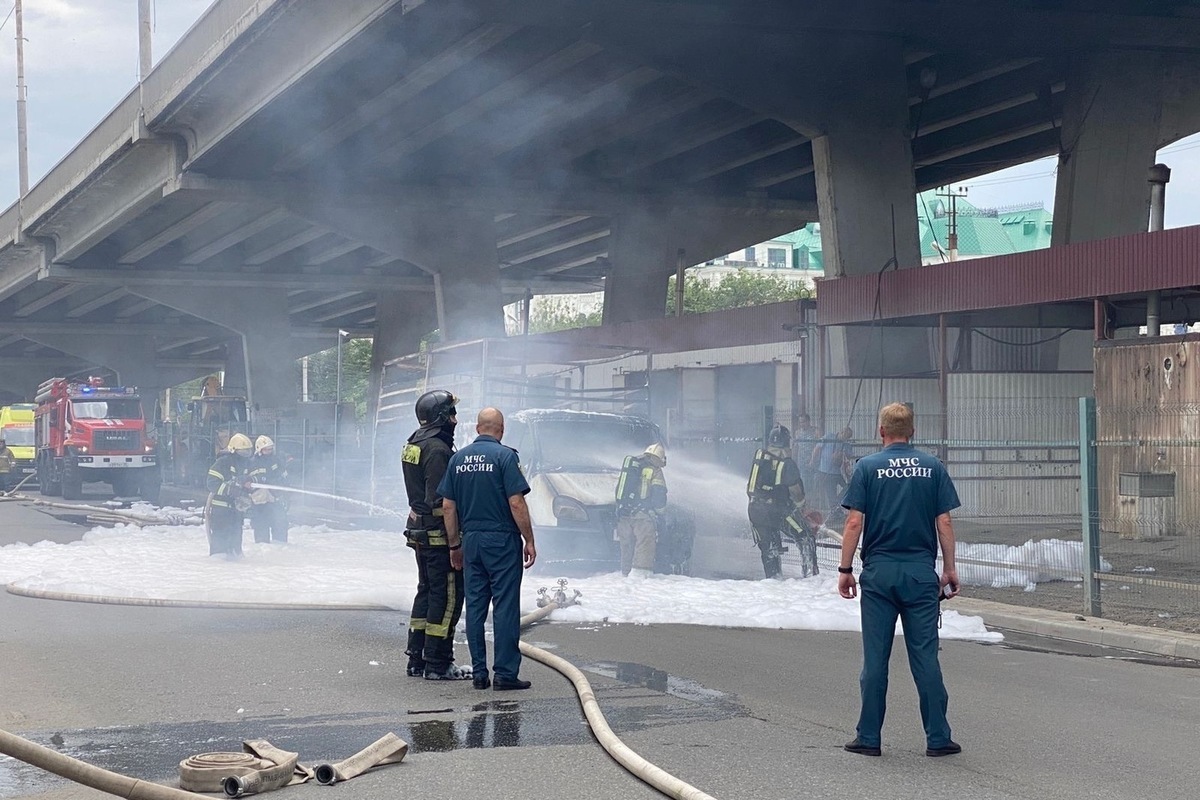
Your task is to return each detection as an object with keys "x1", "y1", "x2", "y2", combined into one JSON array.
[
  {"x1": 844, "y1": 738, "x2": 881, "y2": 757},
  {"x1": 424, "y1": 664, "x2": 471, "y2": 681},
  {"x1": 406, "y1": 664, "x2": 425, "y2": 677},
  {"x1": 473, "y1": 675, "x2": 491, "y2": 690},
  {"x1": 492, "y1": 677, "x2": 532, "y2": 691},
  {"x1": 926, "y1": 741, "x2": 962, "y2": 757}
]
